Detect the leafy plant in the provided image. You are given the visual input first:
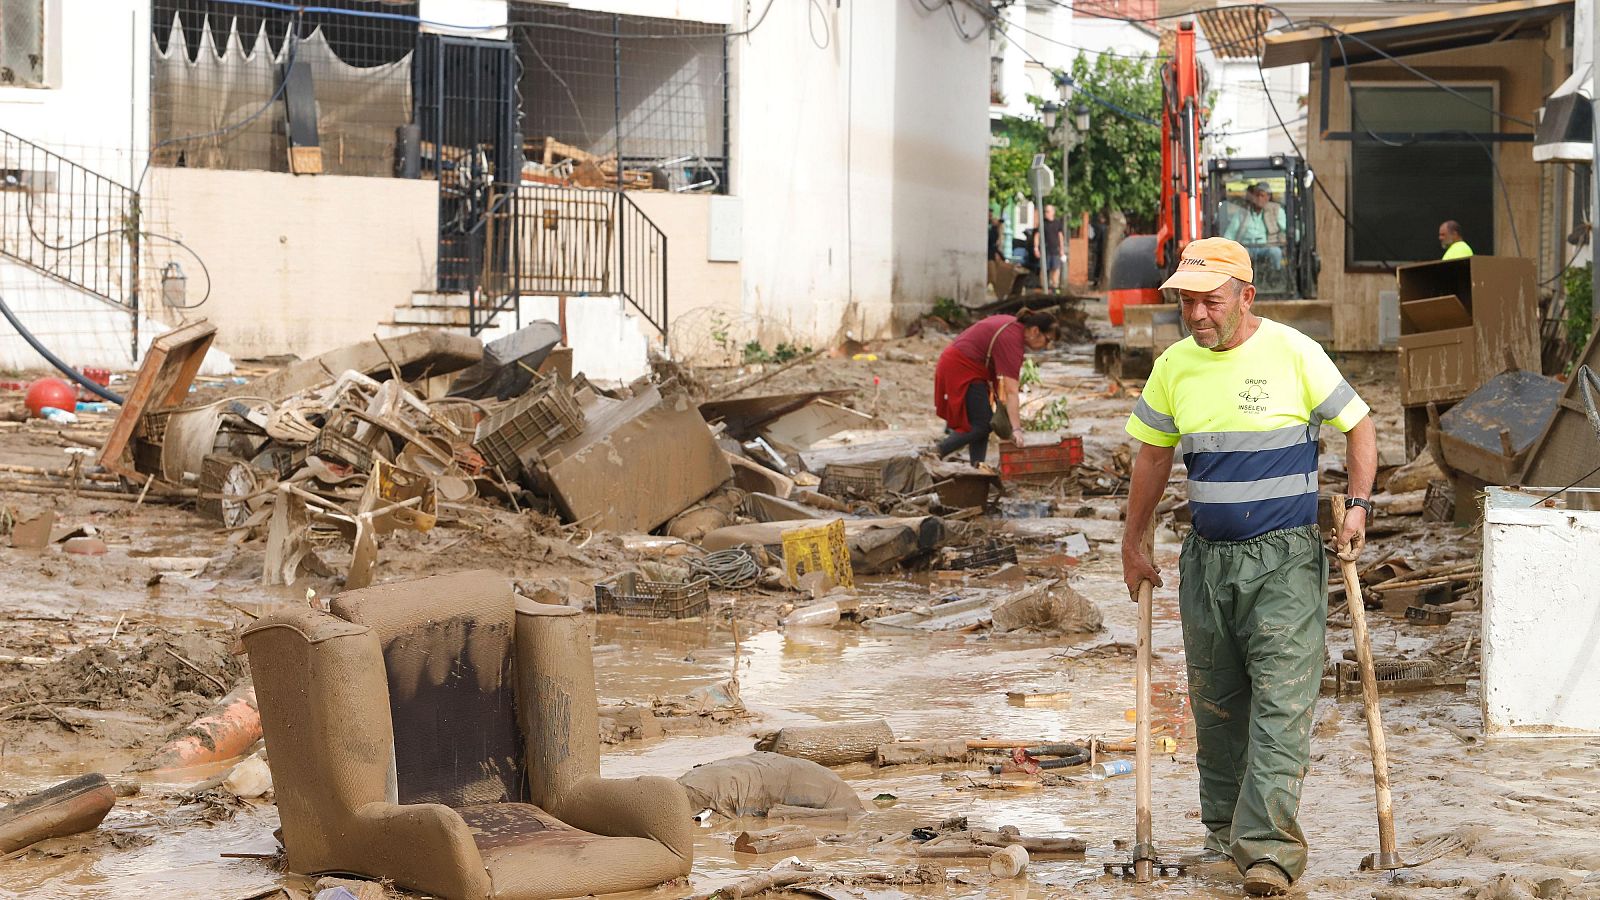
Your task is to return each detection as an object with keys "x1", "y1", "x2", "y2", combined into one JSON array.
[
  {"x1": 987, "y1": 51, "x2": 1161, "y2": 233},
  {"x1": 932, "y1": 296, "x2": 971, "y2": 326},
  {"x1": 742, "y1": 340, "x2": 812, "y2": 365},
  {"x1": 1024, "y1": 396, "x2": 1072, "y2": 431},
  {"x1": 1019, "y1": 358, "x2": 1042, "y2": 389},
  {"x1": 1564, "y1": 263, "x2": 1592, "y2": 364}
]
